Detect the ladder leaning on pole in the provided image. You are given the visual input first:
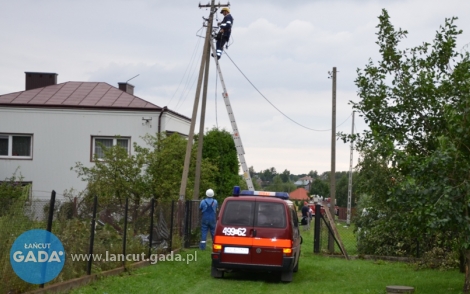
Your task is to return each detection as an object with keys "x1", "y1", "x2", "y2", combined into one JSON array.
[{"x1": 210, "y1": 42, "x2": 255, "y2": 191}]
